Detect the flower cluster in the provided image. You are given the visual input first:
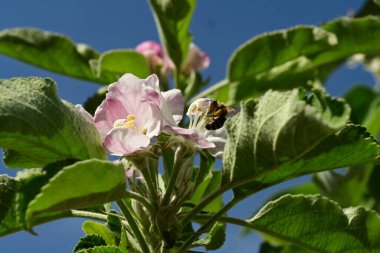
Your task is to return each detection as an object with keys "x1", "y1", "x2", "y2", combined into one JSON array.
[
  {"x1": 84, "y1": 74, "x2": 226, "y2": 158},
  {"x1": 135, "y1": 41, "x2": 210, "y2": 77}
]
